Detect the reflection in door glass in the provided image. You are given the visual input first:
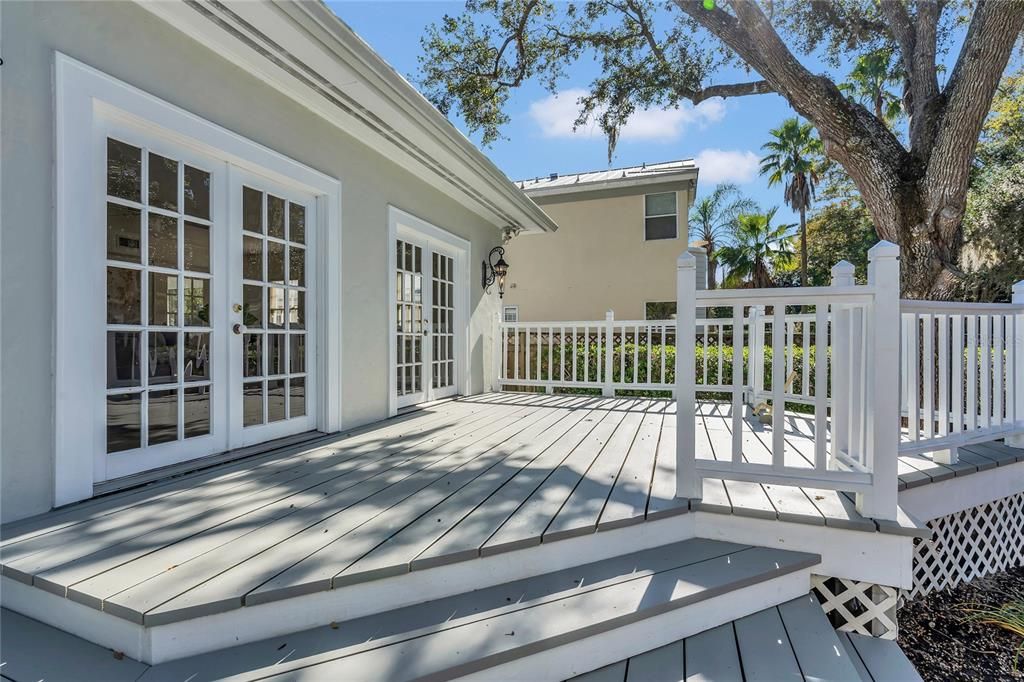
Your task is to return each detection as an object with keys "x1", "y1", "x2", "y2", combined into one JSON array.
[{"x1": 103, "y1": 137, "x2": 215, "y2": 455}]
